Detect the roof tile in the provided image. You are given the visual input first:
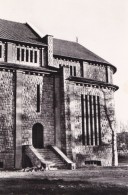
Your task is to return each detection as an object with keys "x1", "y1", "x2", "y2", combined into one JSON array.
[
  {"x1": 53, "y1": 38, "x2": 111, "y2": 65},
  {"x1": 0, "y1": 19, "x2": 45, "y2": 46}
]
